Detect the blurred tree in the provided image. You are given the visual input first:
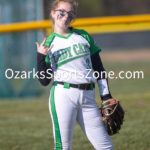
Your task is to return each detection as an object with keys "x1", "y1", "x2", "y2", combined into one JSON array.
[
  {"x1": 77, "y1": 0, "x2": 105, "y2": 17},
  {"x1": 102, "y1": 0, "x2": 150, "y2": 16},
  {"x1": 44, "y1": 0, "x2": 51, "y2": 19},
  {"x1": 102, "y1": 0, "x2": 121, "y2": 16}
]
